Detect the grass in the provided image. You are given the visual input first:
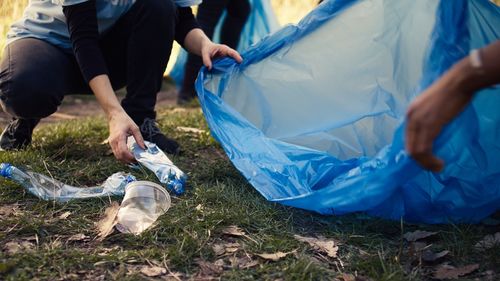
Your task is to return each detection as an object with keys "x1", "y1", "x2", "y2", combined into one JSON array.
[
  {"x1": 1, "y1": 0, "x2": 500, "y2": 280},
  {"x1": 1, "y1": 106, "x2": 499, "y2": 280}
]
